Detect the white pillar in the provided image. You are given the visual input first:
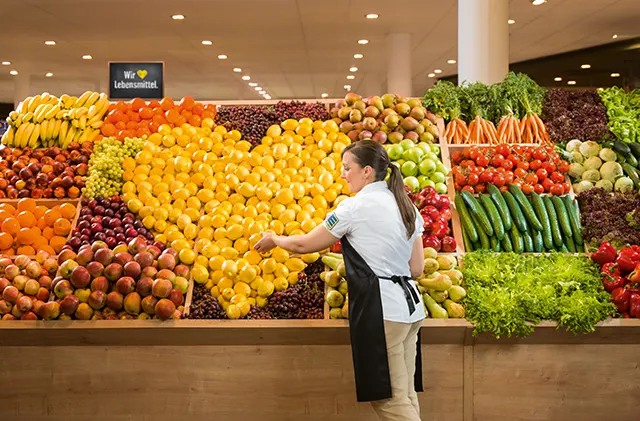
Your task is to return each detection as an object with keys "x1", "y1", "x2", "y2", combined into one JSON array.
[
  {"x1": 386, "y1": 33, "x2": 412, "y2": 97},
  {"x1": 458, "y1": 0, "x2": 509, "y2": 85},
  {"x1": 13, "y1": 73, "x2": 31, "y2": 110}
]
